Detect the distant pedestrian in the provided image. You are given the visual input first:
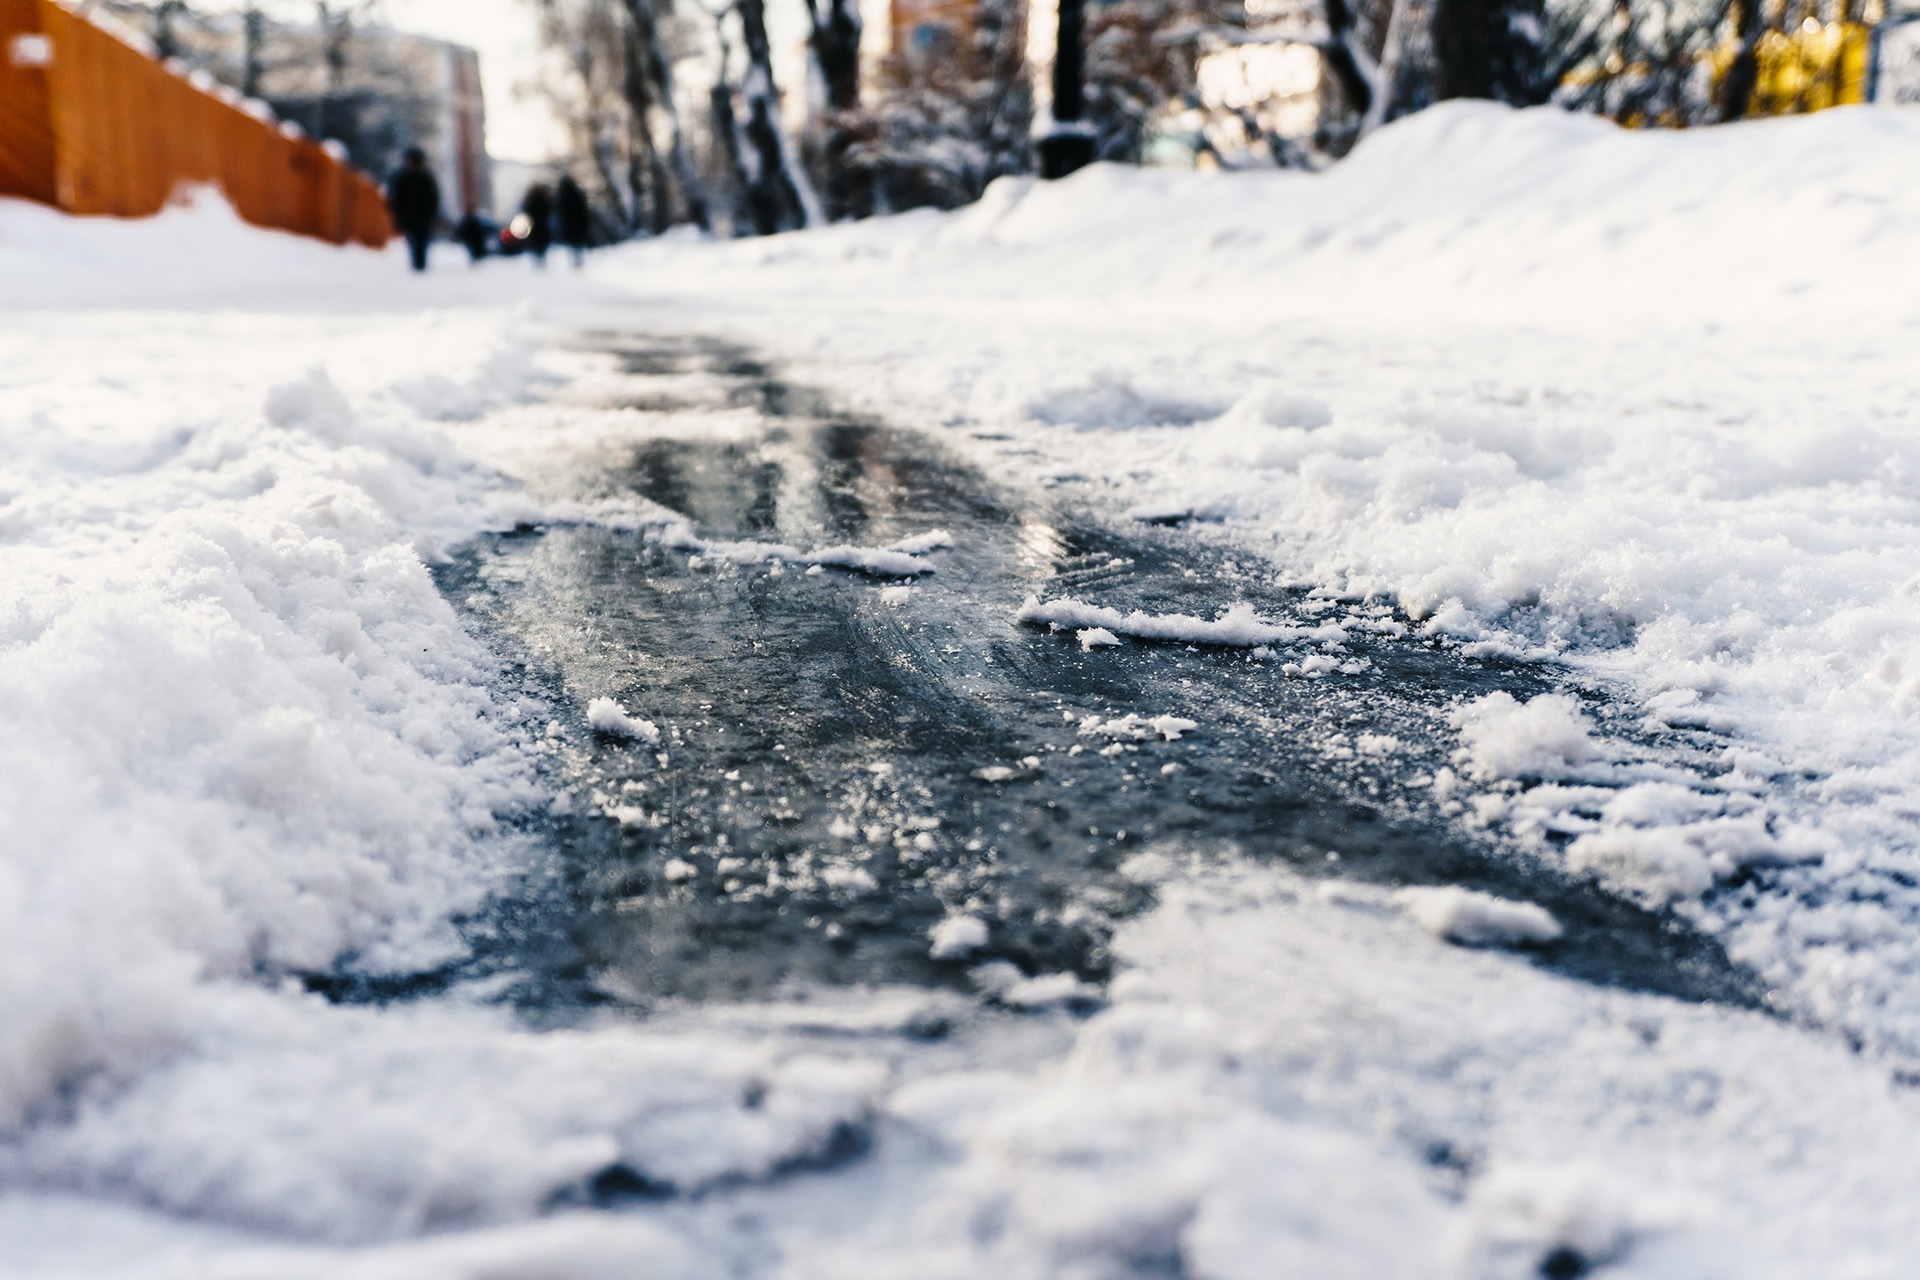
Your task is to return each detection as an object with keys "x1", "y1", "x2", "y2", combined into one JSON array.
[
  {"x1": 454, "y1": 210, "x2": 491, "y2": 265},
  {"x1": 520, "y1": 183, "x2": 554, "y2": 268},
  {"x1": 385, "y1": 147, "x2": 440, "y2": 273},
  {"x1": 555, "y1": 176, "x2": 592, "y2": 269}
]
